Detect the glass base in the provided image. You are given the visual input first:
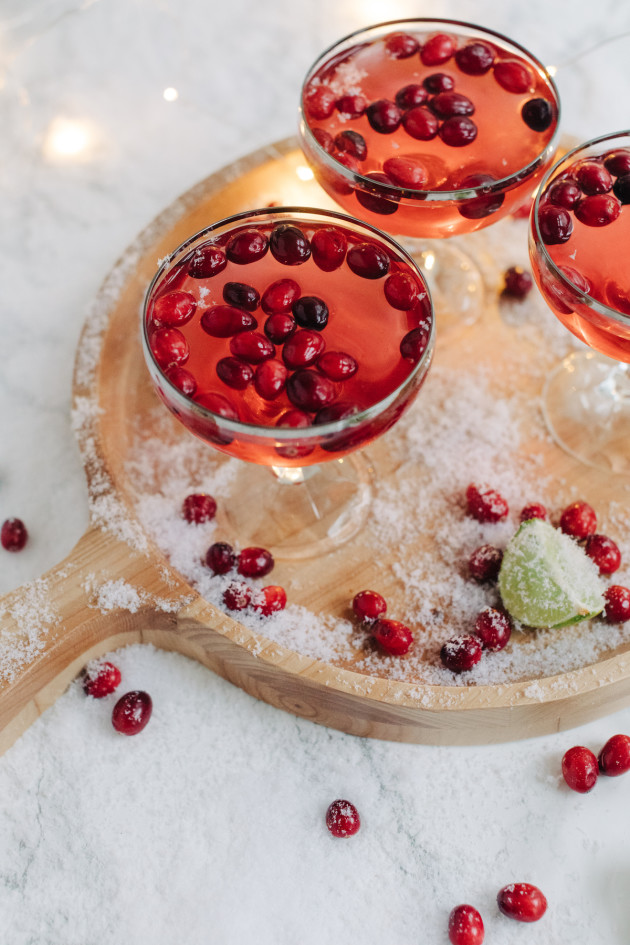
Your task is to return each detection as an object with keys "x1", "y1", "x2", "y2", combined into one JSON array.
[
  {"x1": 221, "y1": 453, "x2": 373, "y2": 559},
  {"x1": 543, "y1": 350, "x2": 630, "y2": 474}
]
